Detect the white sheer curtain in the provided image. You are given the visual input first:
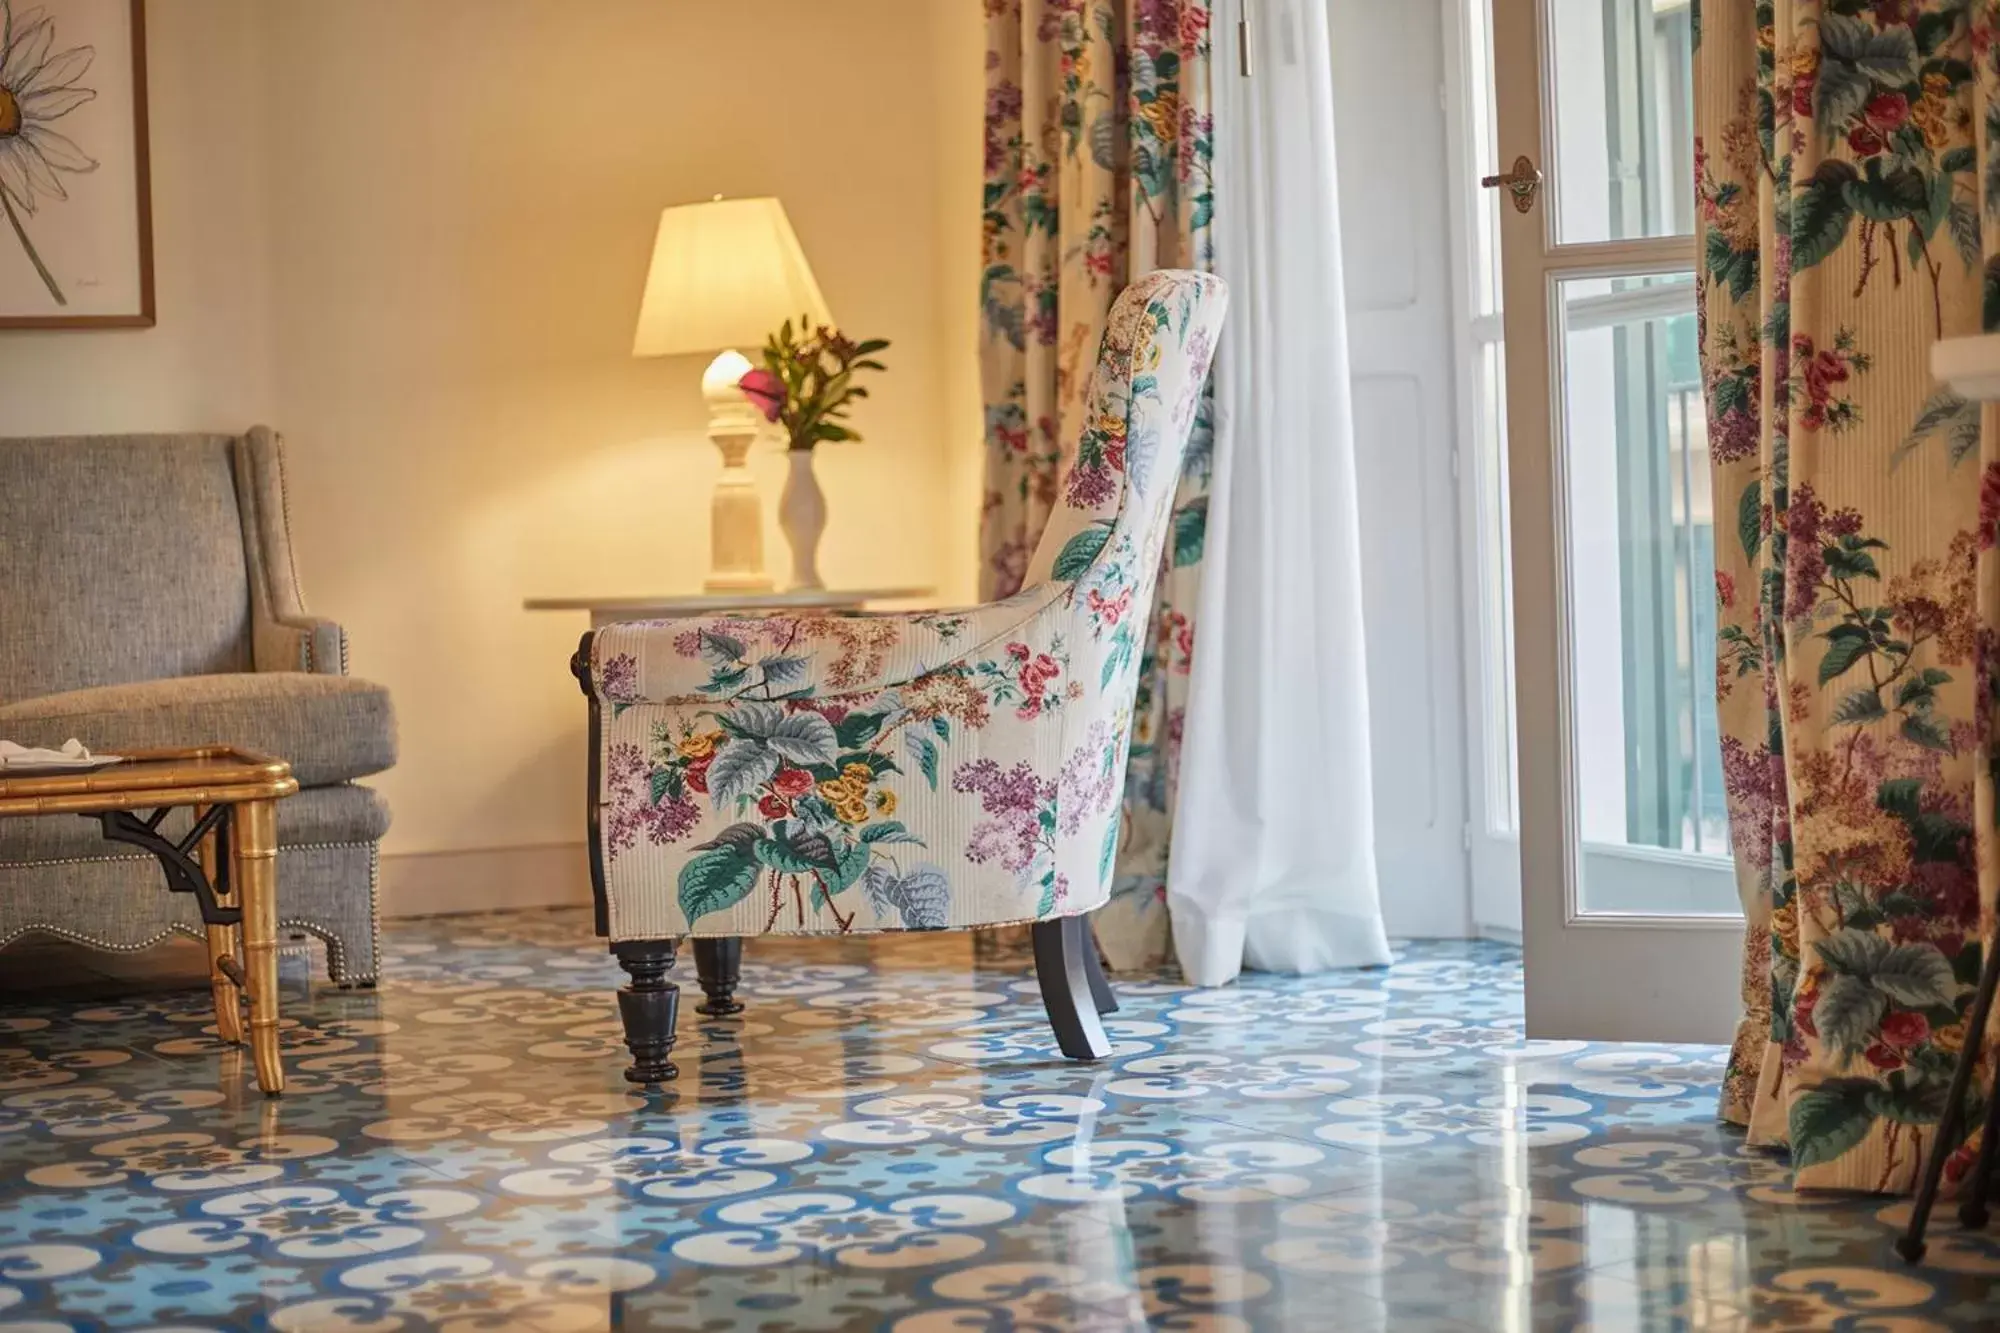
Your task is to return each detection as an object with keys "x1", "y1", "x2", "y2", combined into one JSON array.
[{"x1": 1166, "y1": 0, "x2": 1391, "y2": 987}]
